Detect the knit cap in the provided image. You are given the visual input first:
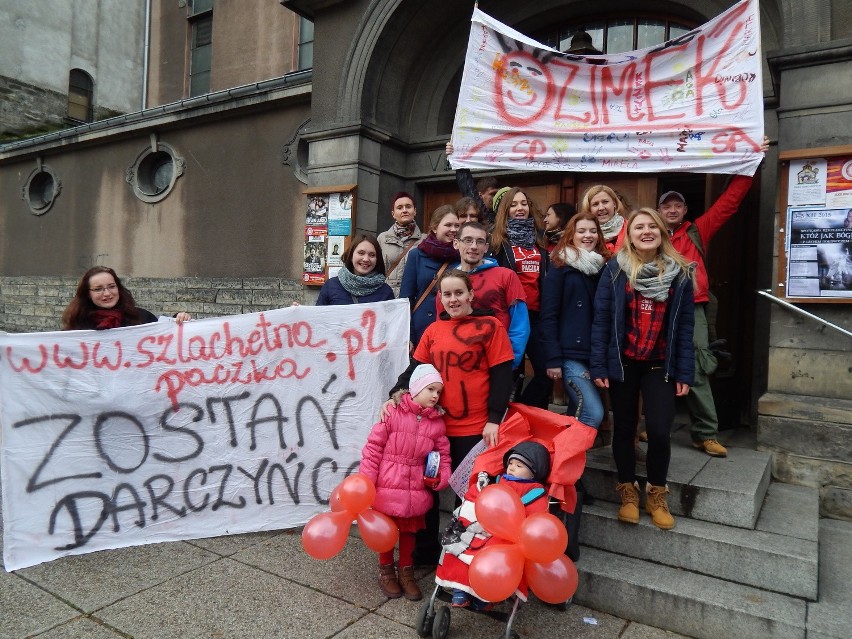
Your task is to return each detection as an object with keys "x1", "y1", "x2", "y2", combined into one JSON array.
[
  {"x1": 409, "y1": 363, "x2": 443, "y2": 398},
  {"x1": 492, "y1": 186, "x2": 512, "y2": 214}
]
